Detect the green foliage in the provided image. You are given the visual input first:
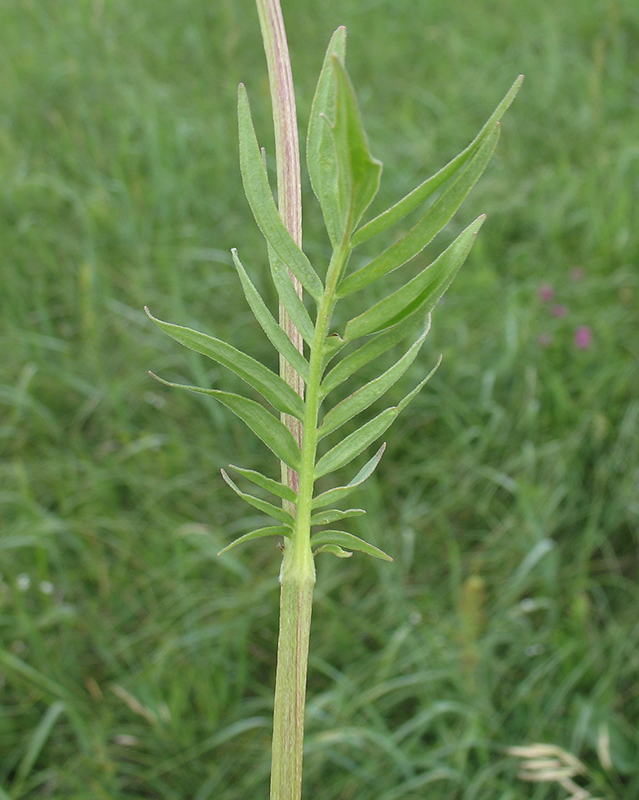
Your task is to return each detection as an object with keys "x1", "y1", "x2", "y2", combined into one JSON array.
[
  {"x1": 306, "y1": 28, "x2": 347, "y2": 247},
  {"x1": 3, "y1": 0, "x2": 638, "y2": 796},
  {"x1": 148, "y1": 35, "x2": 519, "y2": 561}
]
